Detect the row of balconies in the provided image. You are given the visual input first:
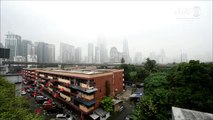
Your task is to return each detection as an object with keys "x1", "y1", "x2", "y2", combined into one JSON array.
[
  {"x1": 59, "y1": 93, "x2": 71, "y2": 102},
  {"x1": 38, "y1": 80, "x2": 95, "y2": 102},
  {"x1": 57, "y1": 85, "x2": 95, "y2": 100},
  {"x1": 79, "y1": 104, "x2": 94, "y2": 113},
  {"x1": 38, "y1": 80, "x2": 96, "y2": 114},
  {"x1": 37, "y1": 74, "x2": 98, "y2": 95}
]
